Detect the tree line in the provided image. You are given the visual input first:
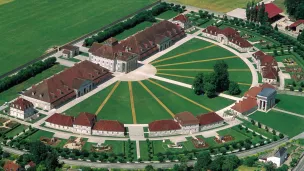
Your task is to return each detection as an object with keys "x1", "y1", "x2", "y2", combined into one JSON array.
[
  {"x1": 285, "y1": 0, "x2": 304, "y2": 20},
  {"x1": 192, "y1": 61, "x2": 241, "y2": 98},
  {"x1": 246, "y1": 1, "x2": 269, "y2": 24},
  {"x1": 84, "y1": 2, "x2": 185, "y2": 47},
  {"x1": 0, "y1": 57, "x2": 57, "y2": 94}
]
